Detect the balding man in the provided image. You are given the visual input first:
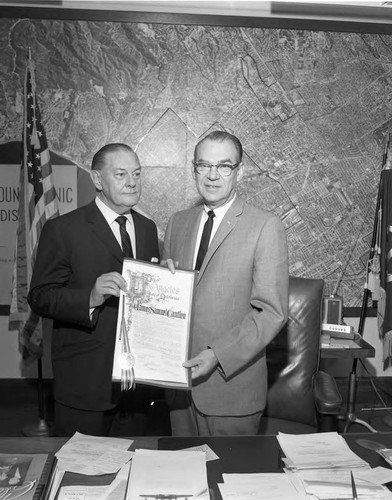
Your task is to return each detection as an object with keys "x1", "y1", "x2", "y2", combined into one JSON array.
[{"x1": 28, "y1": 143, "x2": 159, "y2": 436}]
